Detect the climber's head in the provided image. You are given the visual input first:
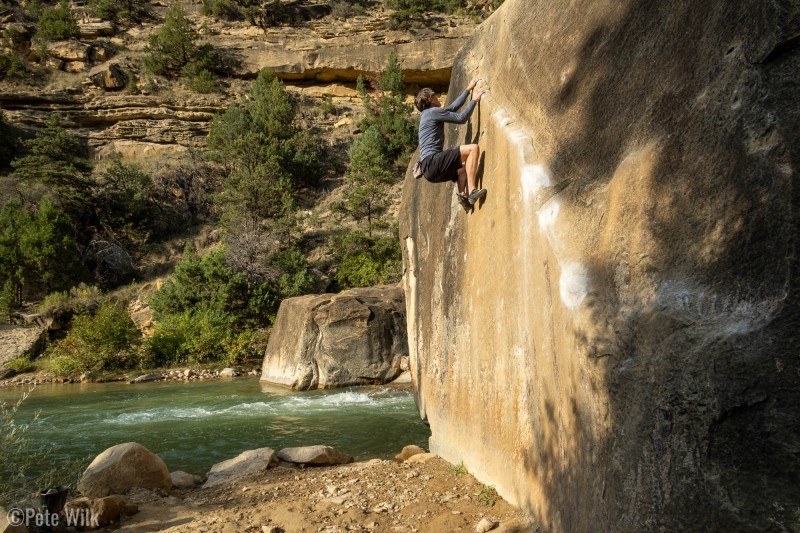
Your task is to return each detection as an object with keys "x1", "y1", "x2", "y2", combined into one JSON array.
[{"x1": 415, "y1": 88, "x2": 439, "y2": 111}]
